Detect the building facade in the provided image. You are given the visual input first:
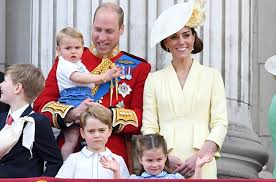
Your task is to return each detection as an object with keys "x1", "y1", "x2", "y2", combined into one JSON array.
[{"x1": 0, "y1": 0, "x2": 276, "y2": 178}]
